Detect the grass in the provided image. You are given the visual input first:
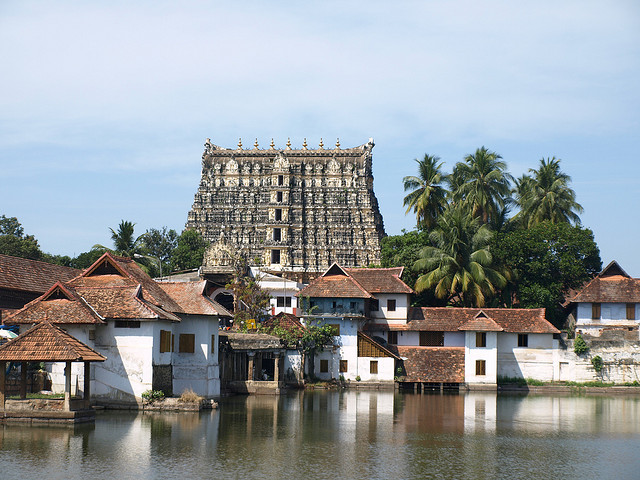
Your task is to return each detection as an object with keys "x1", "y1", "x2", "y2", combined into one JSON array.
[
  {"x1": 498, "y1": 377, "x2": 640, "y2": 388},
  {"x1": 7, "y1": 392, "x2": 65, "y2": 399},
  {"x1": 178, "y1": 388, "x2": 204, "y2": 404}
]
